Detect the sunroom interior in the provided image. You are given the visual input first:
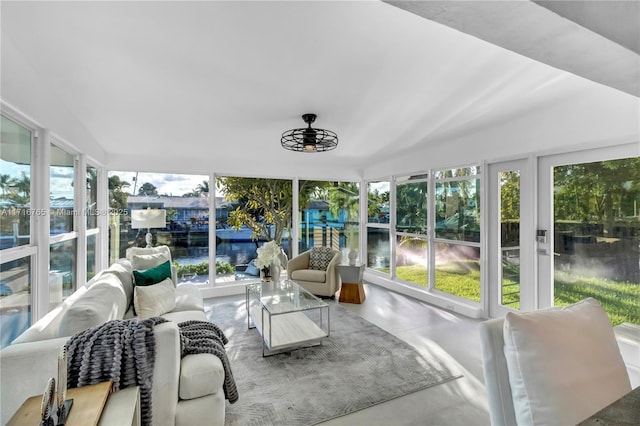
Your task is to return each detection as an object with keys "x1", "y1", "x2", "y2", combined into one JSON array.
[{"x1": 1, "y1": 0, "x2": 639, "y2": 423}]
